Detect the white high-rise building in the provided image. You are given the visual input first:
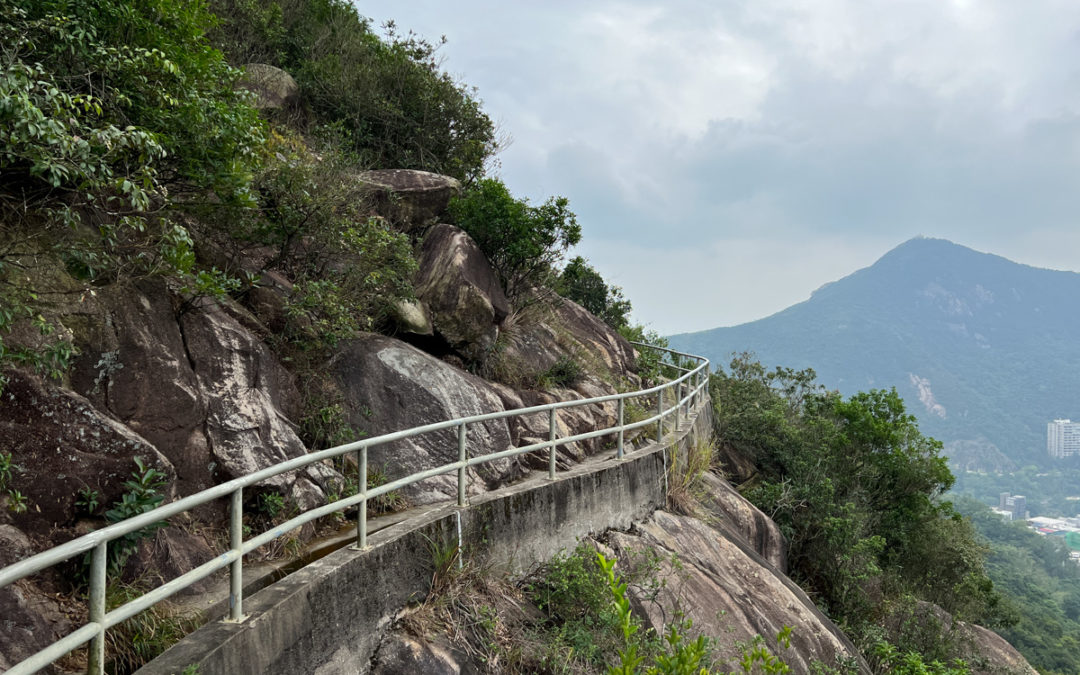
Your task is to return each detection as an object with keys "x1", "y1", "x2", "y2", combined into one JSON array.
[{"x1": 1048, "y1": 419, "x2": 1080, "y2": 458}]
